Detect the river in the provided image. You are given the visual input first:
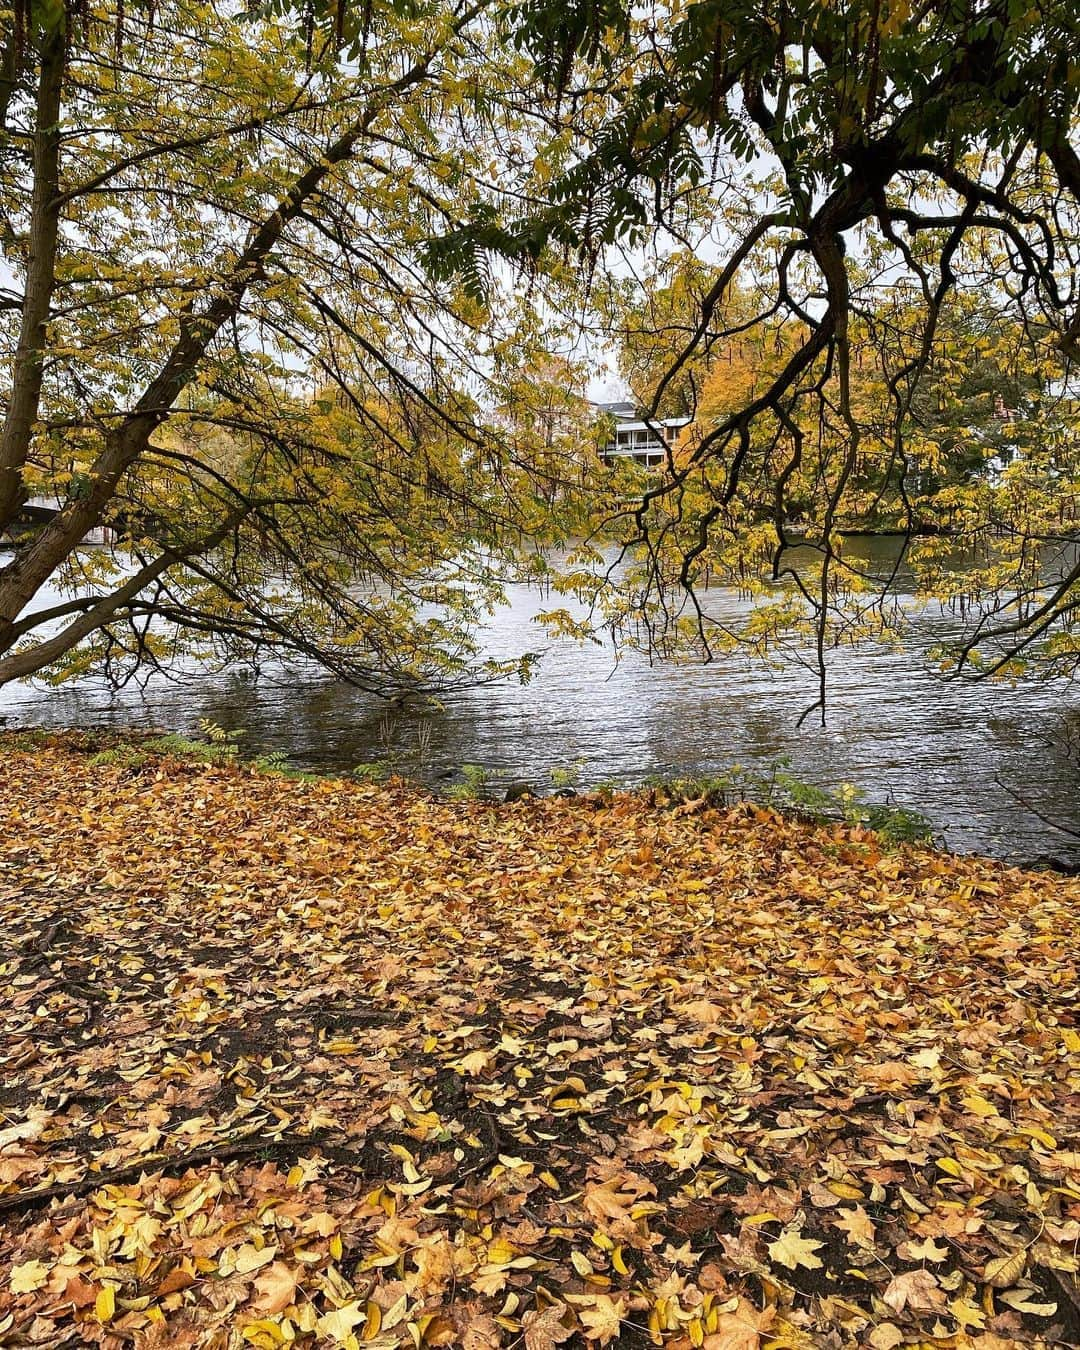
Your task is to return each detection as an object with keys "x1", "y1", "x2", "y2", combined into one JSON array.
[{"x1": 3, "y1": 538, "x2": 1079, "y2": 866}]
